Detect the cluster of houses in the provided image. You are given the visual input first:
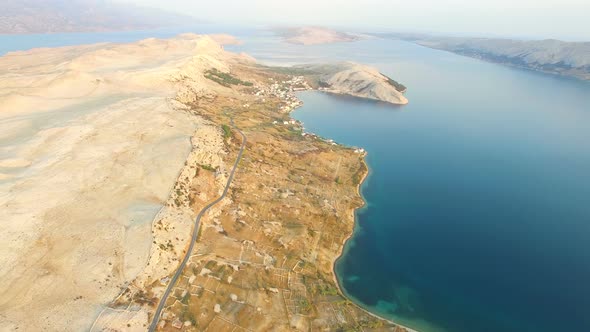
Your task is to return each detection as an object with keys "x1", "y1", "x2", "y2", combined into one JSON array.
[
  {"x1": 253, "y1": 76, "x2": 311, "y2": 113},
  {"x1": 255, "y1": 75, "x2": 367, "y2": 154},
  {"x1": 272, "y1": 118, "x2": 304, "y2": 132}
]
